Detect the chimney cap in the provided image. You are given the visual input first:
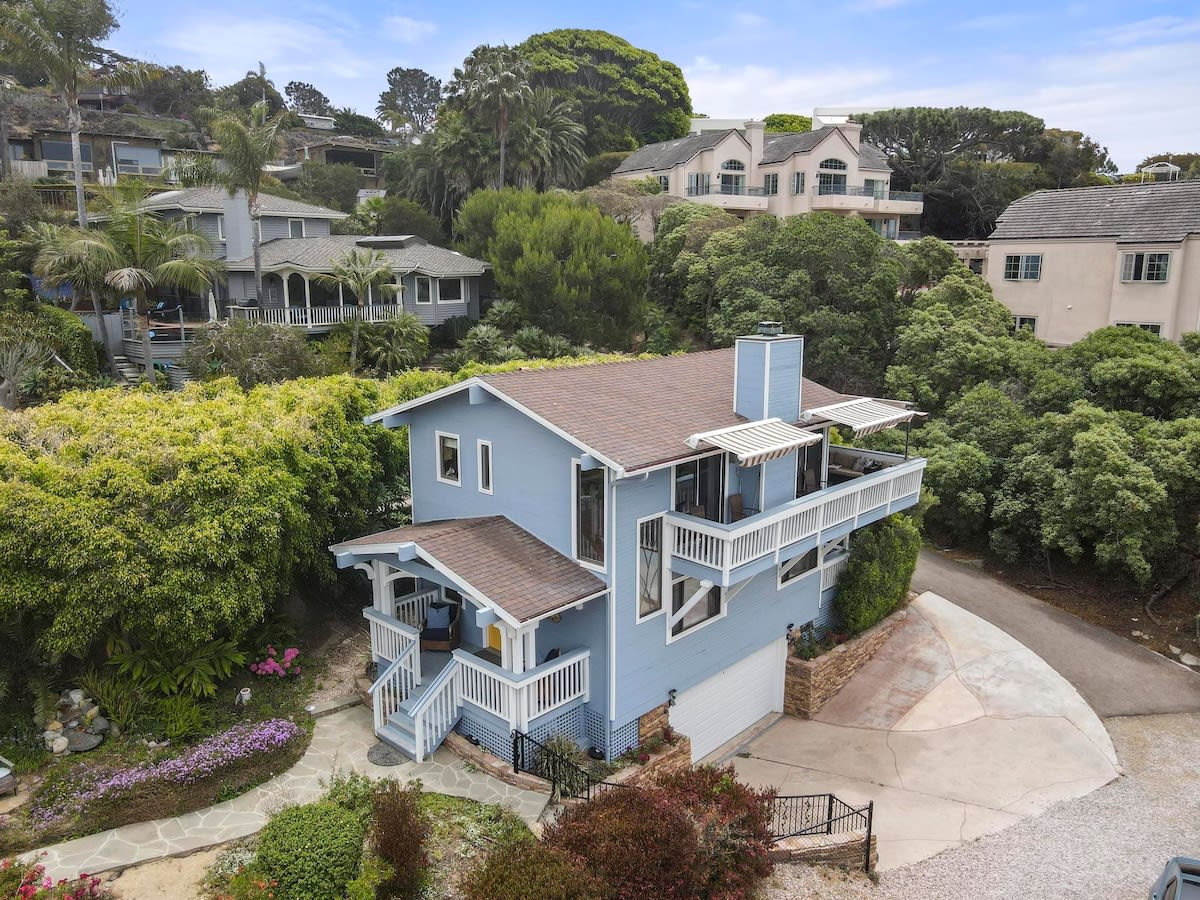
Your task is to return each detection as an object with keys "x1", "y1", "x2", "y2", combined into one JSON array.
[{"x1": 757, "y1": 321, "x2": 783, "y2": 337}]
